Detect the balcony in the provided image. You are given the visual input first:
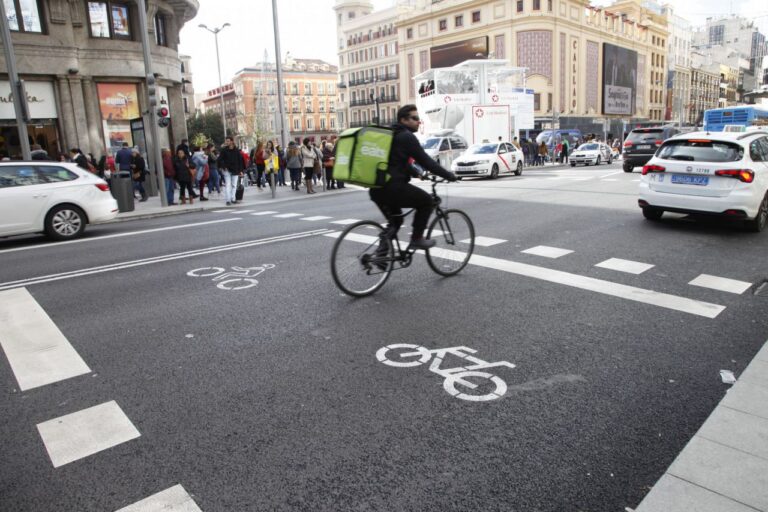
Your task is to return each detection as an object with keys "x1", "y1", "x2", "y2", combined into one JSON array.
[
  {"x1": 338, "y1": 82, "x2": 347, "y2": 88},
  {"x1": 379, "y1": 94, "x2": 399, "y2": 104}
]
